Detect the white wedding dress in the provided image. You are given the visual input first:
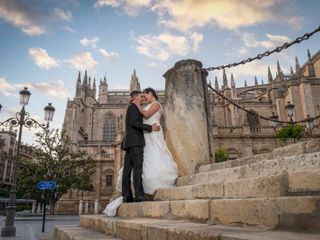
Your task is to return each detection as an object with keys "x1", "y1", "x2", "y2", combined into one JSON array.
[{"x1": 103, "y1": 101, "x2": 179, "y2": 217}]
